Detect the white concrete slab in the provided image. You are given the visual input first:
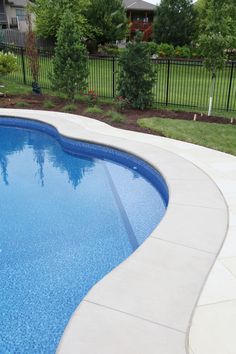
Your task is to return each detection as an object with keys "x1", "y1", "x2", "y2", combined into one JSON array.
[
  {"x1": 190, "y1": 299, "x2": 236, "y2": 354},
  {"x1": 57, "y1": 301, "x2": 186, "y2": 354},
  {"x1": 151, "y1": 203, "x2": 227, "y2": 253},
  {"x1": 198, "y1": 261, "x2": 236, "y2": 305},
  {"x1": 85, "y1": 237, "x2": 214, "y2": 332}
]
